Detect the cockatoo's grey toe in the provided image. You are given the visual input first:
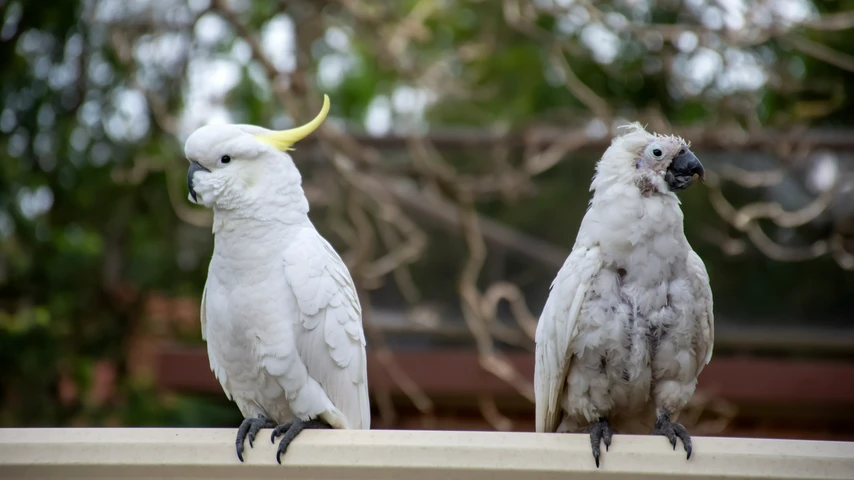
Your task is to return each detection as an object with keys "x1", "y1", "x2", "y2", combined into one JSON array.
[
  {"x1": 272, "y1": 418, "x2": 331, "y2": 464},
  {"x1": 235, "y1": 415, "x2": 276, "y2": 462},
  {"x1": 653, "y1": 412, "x2": 692, "y2": 459},
  {"x1": 588, "y1": 418, "x2": 614, "y2": 468}
]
